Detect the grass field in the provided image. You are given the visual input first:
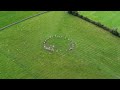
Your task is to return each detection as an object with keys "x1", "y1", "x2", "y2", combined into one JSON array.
[
  {"x1": 79, "y1": 11, "x2": 120, "y2": 32},
  {"x1": 0, "y1": 11, "x2": 40, "y2": 28},
  {"x1": 0, "y1": 11, "x2": 120, "y2": 79}
]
